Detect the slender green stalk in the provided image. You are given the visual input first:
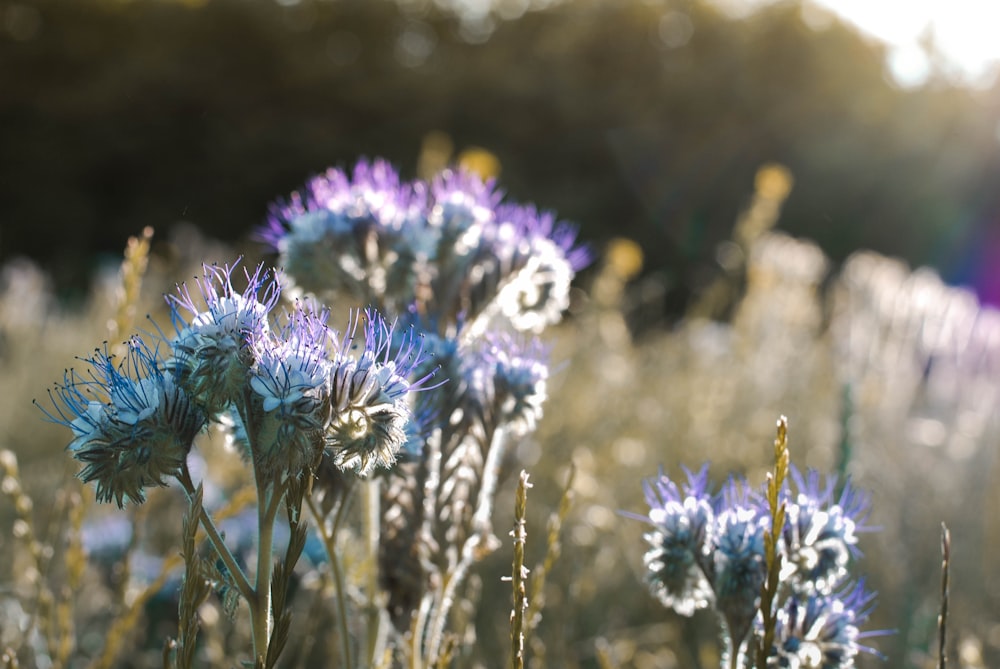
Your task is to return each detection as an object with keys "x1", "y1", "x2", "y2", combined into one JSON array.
[
  {"x1": 835, "y1": 384, "x2": 854, "y2": 496},
  {"x1": 305, "y1": 491, "x2": 356, "y2": 669},
  {"x1": 253, "y1": 492, "x2": 274, "y2": 664},
  {"x1": 230, "y1": 385, "x2": 288, "y2": 665},
  {"x1": 719, "y1": 618, "x2": 742, "y2": 669},
  {"x1": 176, "y1": 465, "x2": 254, "y2": 602},
  {"x1": 362, "y1": 478, "x2": 384, "y2": 666},
  {"x1": 938, "y1": 523, "x2": 951, "y2": 669},
  {"x1": 251, "y1": 480, "x2": 286, "y2": 665}
]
